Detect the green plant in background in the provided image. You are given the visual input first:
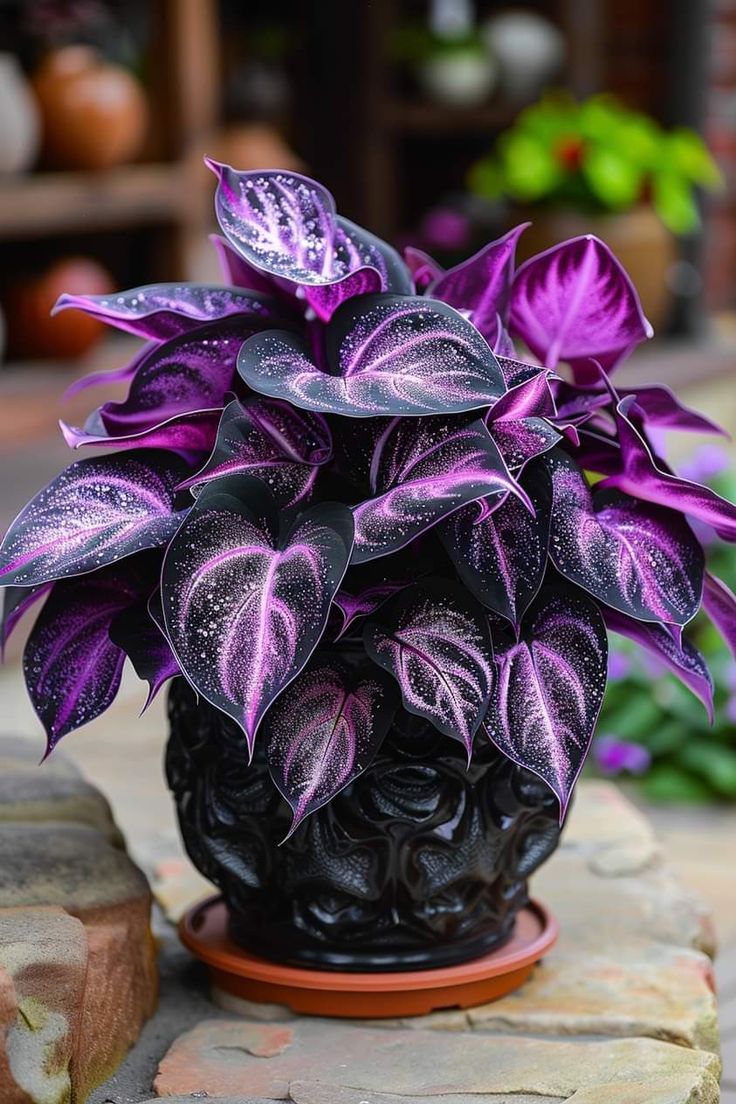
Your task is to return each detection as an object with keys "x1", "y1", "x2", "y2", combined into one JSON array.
[
  {"x1": 469, "y1": 92, "x2": 722, "y2": 235},
  {"x1": 594, "y1": 447, "x2": 736, "y2": 802}
]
